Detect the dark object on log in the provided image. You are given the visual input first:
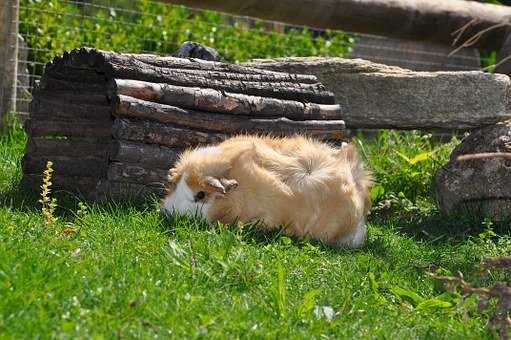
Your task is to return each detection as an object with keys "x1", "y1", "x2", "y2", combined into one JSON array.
[
  {"x1": 22, "y1": 48, "x2": 344, "y2": 200},
  {"x1": 435, "y1": 119, "x2": 511, "y2": 221},
  {"x1": 176, "y1": 41, "x2": 220, "y2": 62}
]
